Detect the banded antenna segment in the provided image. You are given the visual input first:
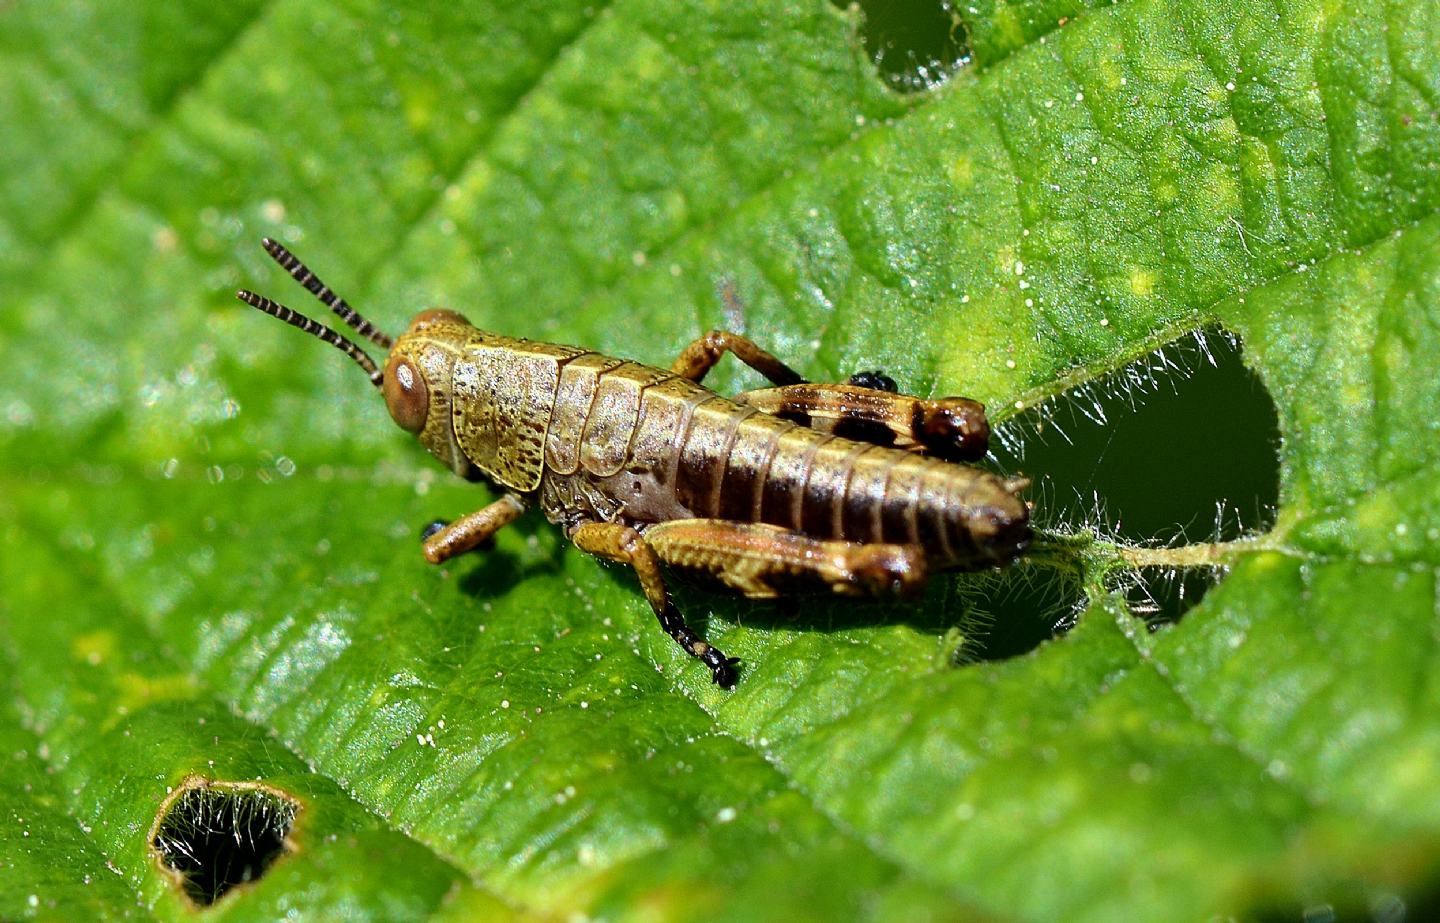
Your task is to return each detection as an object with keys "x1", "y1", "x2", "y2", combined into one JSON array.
[
  {"x1": 237, "y1": 289, "x2": 384, "y2": 387},
  {"x1": 260, "y1": 237, "x2": 394, "y2": 348}
]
